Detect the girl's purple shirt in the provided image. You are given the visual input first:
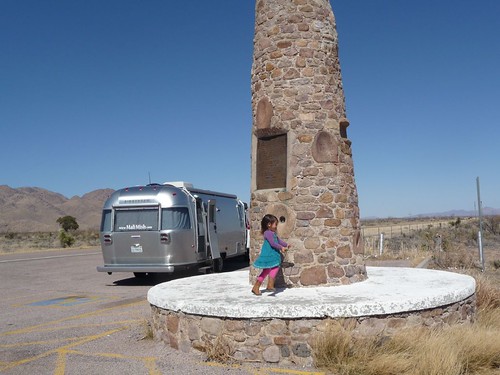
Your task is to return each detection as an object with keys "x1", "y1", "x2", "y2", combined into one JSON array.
[{"x1": 263, "y1": 229, "x2": 287, "y2": 251}]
